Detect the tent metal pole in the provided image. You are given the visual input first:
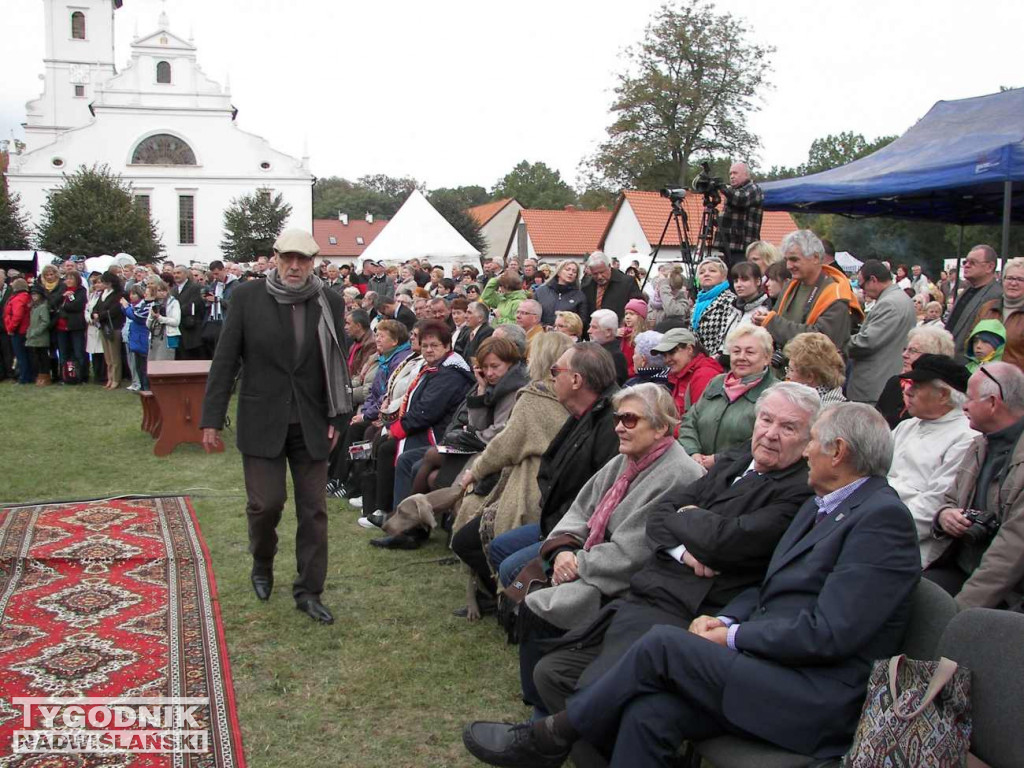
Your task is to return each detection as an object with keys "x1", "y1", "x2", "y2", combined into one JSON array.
[{"x1": 1002, "y1": 180, "x2": 1012, "y2": 261}]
